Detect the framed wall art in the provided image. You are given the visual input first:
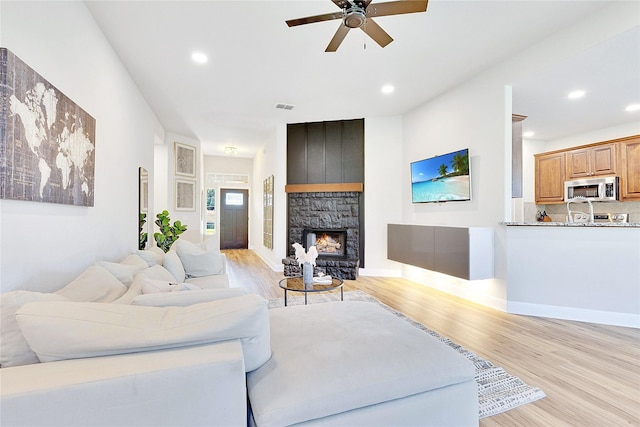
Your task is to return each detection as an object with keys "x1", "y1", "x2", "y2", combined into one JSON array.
[
  {"x1": 0, "y1": 48, "x2": 96, "y2": 206},
  {"x1": 263, "y1": 175, "x2": 274, "y2": 249},
  {"x1": 174, "y1": 142, "x2": 196, "y2": 177},
  {"x1": 175, "y1": 179, "x2": 196, "y2": 211}
]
